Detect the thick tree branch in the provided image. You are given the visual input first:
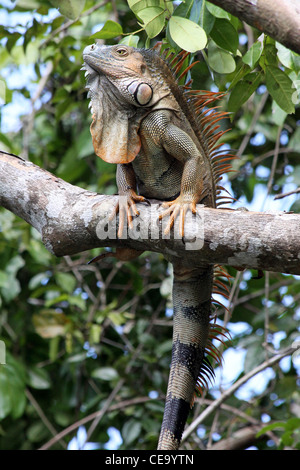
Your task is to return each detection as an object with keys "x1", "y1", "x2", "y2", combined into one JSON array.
[
  {"x1": 0, "y1": 152, "x2": 300, "y2": 274},
  {"x1": 208, "y1": 0, "x2": 300, "y2": 54}
]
